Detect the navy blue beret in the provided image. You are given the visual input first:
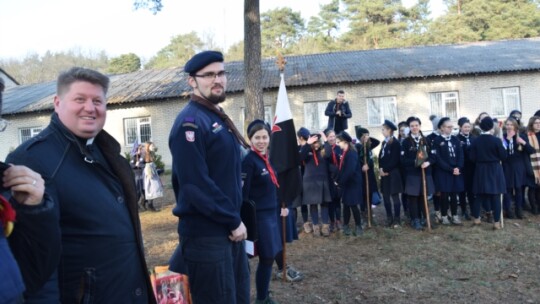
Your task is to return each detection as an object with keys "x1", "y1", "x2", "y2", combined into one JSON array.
[
  {"x1": 355, "y1": 125, "x2": 369, "y2": 139},
  {"x1": 247, "y1": 119, "x2": 270, "y2": 138},
  {"x1": 479, "y1": 116, "x2": 494, "y2": 131},
  {"x1": 337, "y1": 131, "x2": 353, "y2": 143},
  {"x1": 184, "y1": 51, "x2": 224, "y2": 75},
  {"x1": 383, "y1": 119, "x2": 397, "y2": 131},
  {"x1": 437, "y1": 117, "x2": 451, "y2": 129},
  {"x1": 297, "y1": 127, "x2": 310, "y2": 140}
]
